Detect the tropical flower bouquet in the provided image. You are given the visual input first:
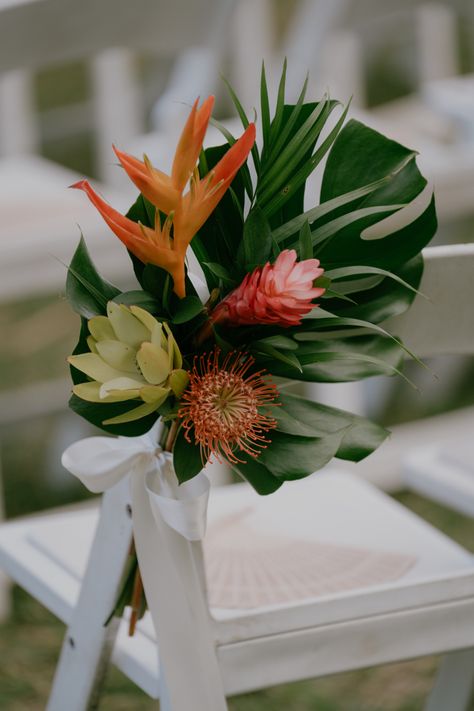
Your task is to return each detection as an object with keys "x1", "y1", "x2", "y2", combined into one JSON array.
[{"x1": 62, "y1": 65, "x2": 436, "y2": 632}]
